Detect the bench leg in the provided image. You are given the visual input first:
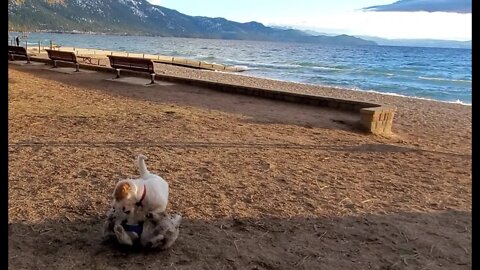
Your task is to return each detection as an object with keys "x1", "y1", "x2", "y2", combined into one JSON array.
[
  {"x1": 148, "y1": 73, "x2": 155, "y2": 85},
  {"x1": 116, "y1": 69, "x2": 121, "y2": 79},
  {"x1": 53, "y1": 60, "x2": 57, "y2": 68},
  {"x1": 26, "y1": 56, "x2": 31, "y2": 64},
  {"x1": 75, "y1": 63, "x2": 80, "y2": 72}
]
